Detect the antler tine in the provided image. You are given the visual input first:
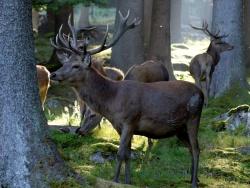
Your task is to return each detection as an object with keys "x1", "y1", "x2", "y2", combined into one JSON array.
[
  {"x1": 190, "y1": 20, "x2": 207, "y2": 31},
  {"x1": 67, "y1": 14, "x2": 85, "y2": 55},
  {"x1": 58, "y1": 25, "x2": 70, "y2": 48},
  {"x1": 120, "y1": 9, "x2": 130, "y2": 22},
  {"x1": 50, "y1": 35, "x2": 74, "y2": 54},
  {"x1": 77, "y1": 25, "x2": 97, "y2": 33},
  {"x1": 191, "y1": 20, "x2": 224, "y2": 39},
  {"x1": 87, "y1": 25, "x2": 109, "y2": 55},
  {"x1": 87, "y1": 10, "x2": 141, "y2": 55},
  {"x1": 212, "y1": 29, "x2": 229, "y2": 39},
  {"x1": 67, "y1": 14, "x2": 77, "y2": 47}
]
